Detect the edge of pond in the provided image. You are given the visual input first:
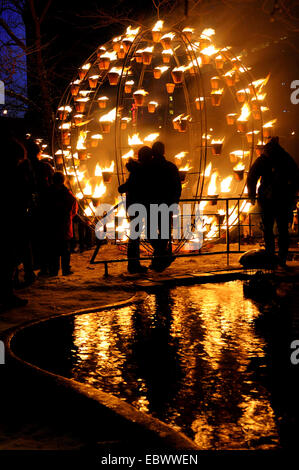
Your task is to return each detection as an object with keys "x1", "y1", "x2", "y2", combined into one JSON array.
[{"x1": 4, "y1": 268, "x2": 298, "y2": 451}]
